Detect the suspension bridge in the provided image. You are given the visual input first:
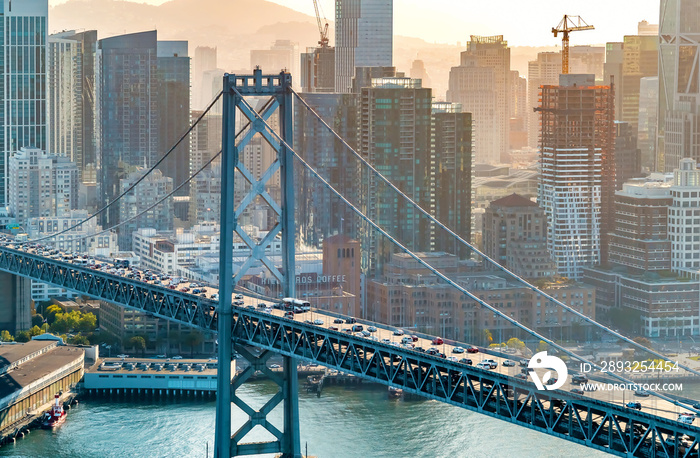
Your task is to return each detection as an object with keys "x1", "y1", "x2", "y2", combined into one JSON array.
[{"x1": 4, "y1": 69, "x2": 700, "y2": 458}]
